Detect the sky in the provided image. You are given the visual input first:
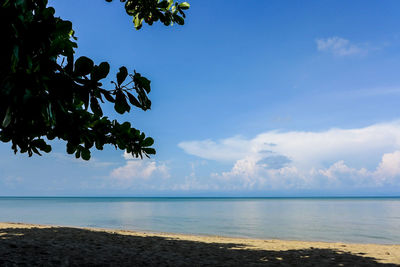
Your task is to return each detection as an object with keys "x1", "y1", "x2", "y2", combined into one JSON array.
[{"x1": 2, "y1": 0, "x2": 400, "y2": 196}]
